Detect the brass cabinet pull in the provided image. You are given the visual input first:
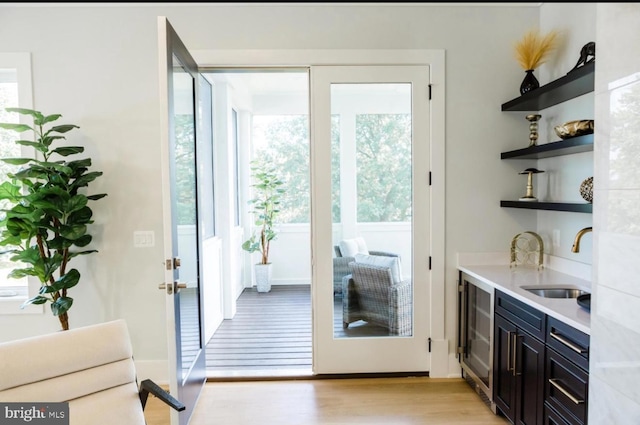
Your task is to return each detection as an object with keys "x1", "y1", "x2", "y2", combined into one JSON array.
[
  {"x1": 549, "y1": 379, "x2": 585, "y2": 405},
  {"x1": 550, "y1": 331, "x2": 587, "y2": 354}
]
